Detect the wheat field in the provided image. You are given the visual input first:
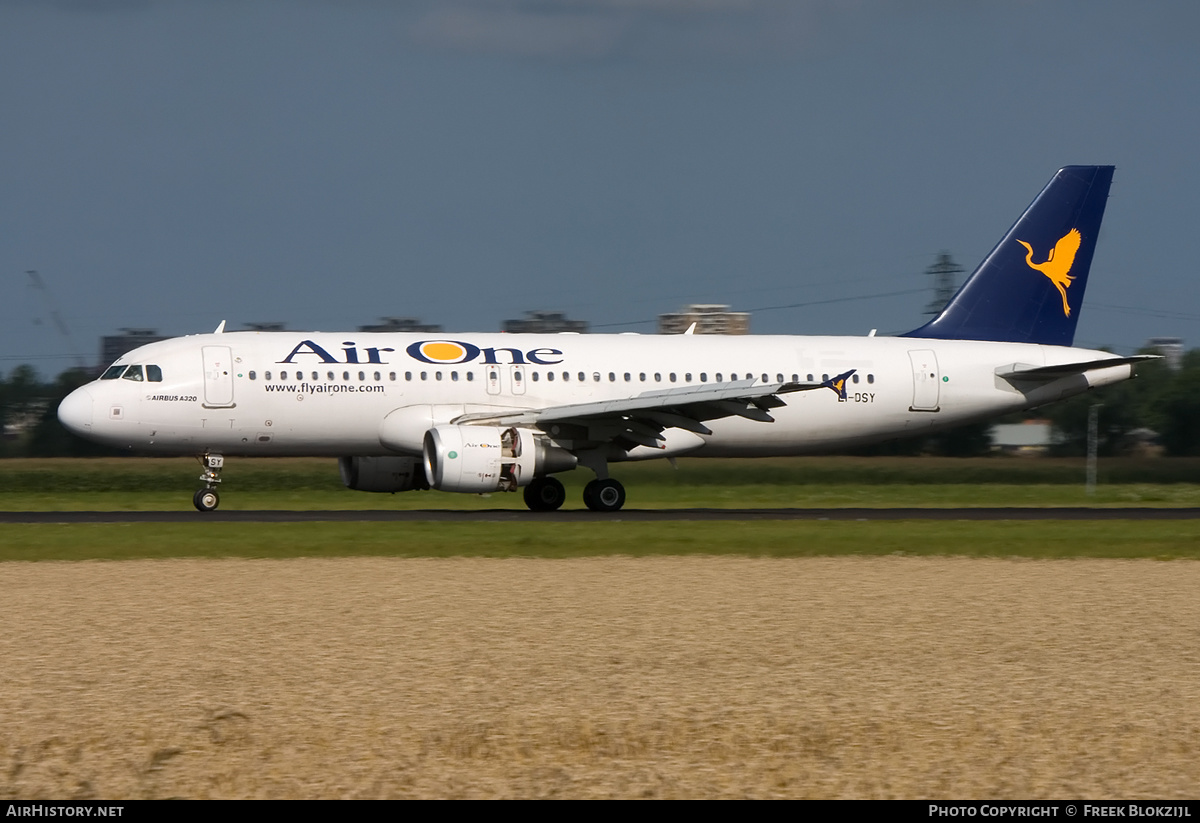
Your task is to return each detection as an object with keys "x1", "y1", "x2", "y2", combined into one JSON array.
[{"x1": 1, "y1": 556, "x2": 1197, "y2": 799}]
